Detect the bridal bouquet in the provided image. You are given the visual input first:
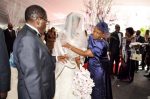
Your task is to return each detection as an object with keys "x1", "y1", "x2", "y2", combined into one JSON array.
[{"x1": 72, "y1": 65, "x2": 95, "y2": 99}]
